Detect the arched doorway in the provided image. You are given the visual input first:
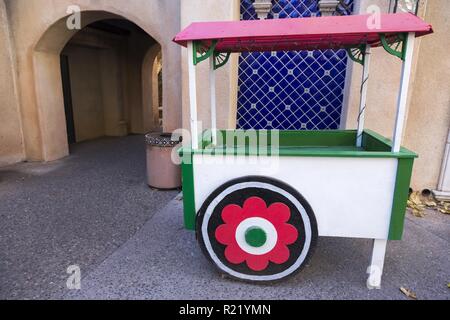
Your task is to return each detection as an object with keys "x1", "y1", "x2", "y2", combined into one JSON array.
[
  {"x1": 59, "y1": 19, "x2": 161, "y2": 146},
  {"x1": 33, "y1": 11, "x2": 163, "y2": 160}
]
